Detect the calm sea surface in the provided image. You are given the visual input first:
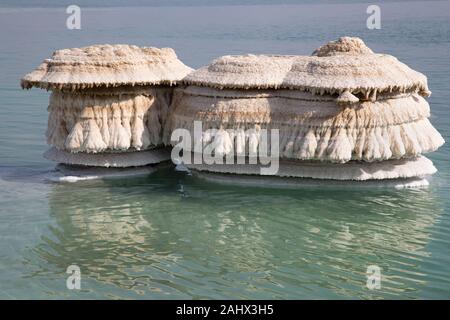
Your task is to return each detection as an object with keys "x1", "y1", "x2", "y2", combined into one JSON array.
[{"x1": 0, "y1": 1, "x2": 449, "y2": 299}]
